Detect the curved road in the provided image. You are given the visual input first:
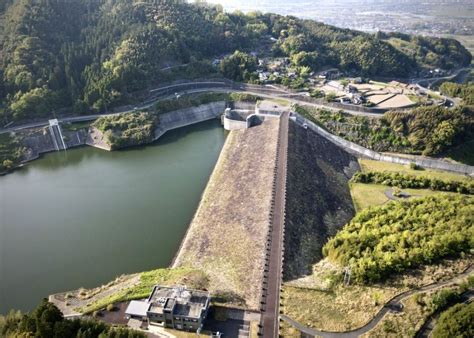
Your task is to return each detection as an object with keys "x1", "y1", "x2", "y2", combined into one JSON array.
[
  {"x1": 281, "y1": 266, "x2": 474, "y2": 338},
  {"x1": 0, "y1": 81, "x2": 384, "y2": 134}
]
